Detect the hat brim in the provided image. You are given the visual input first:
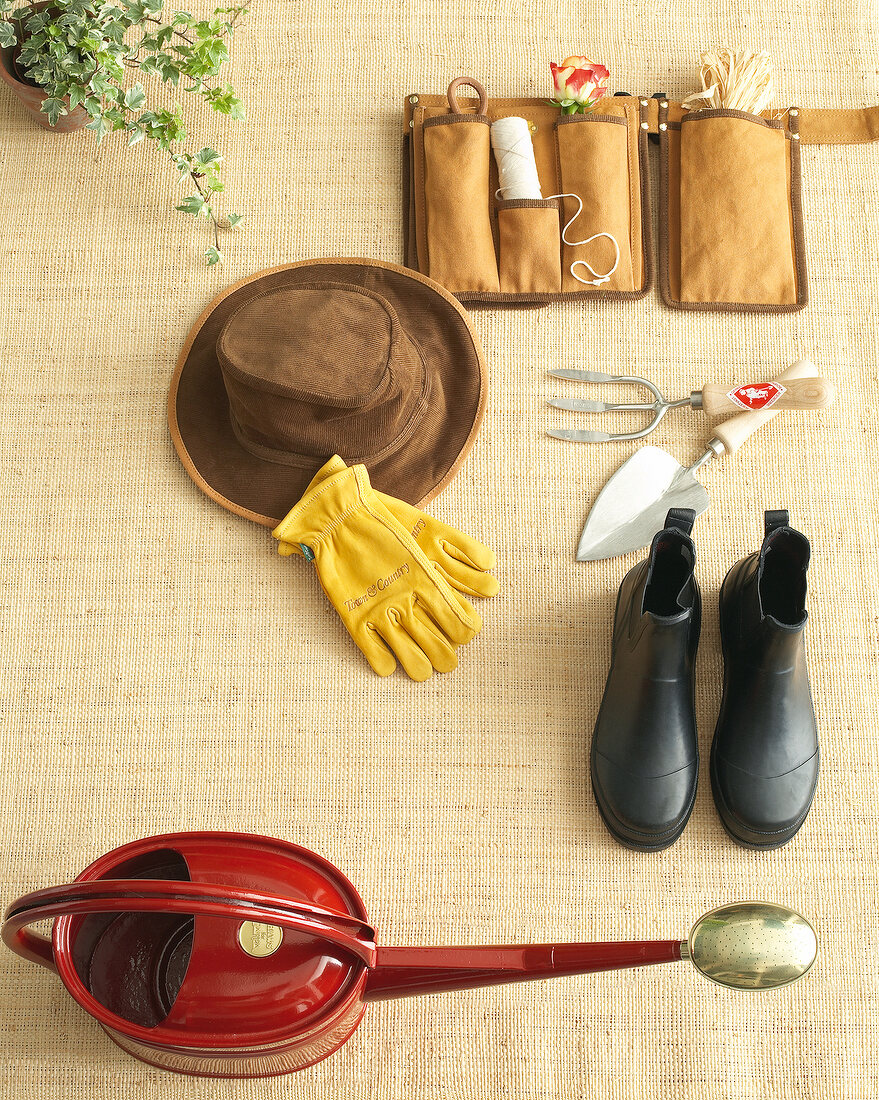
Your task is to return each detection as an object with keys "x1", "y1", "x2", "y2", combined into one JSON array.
[{"x1": 169, "y1": 259, "x2": 488, "y2": 526}]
